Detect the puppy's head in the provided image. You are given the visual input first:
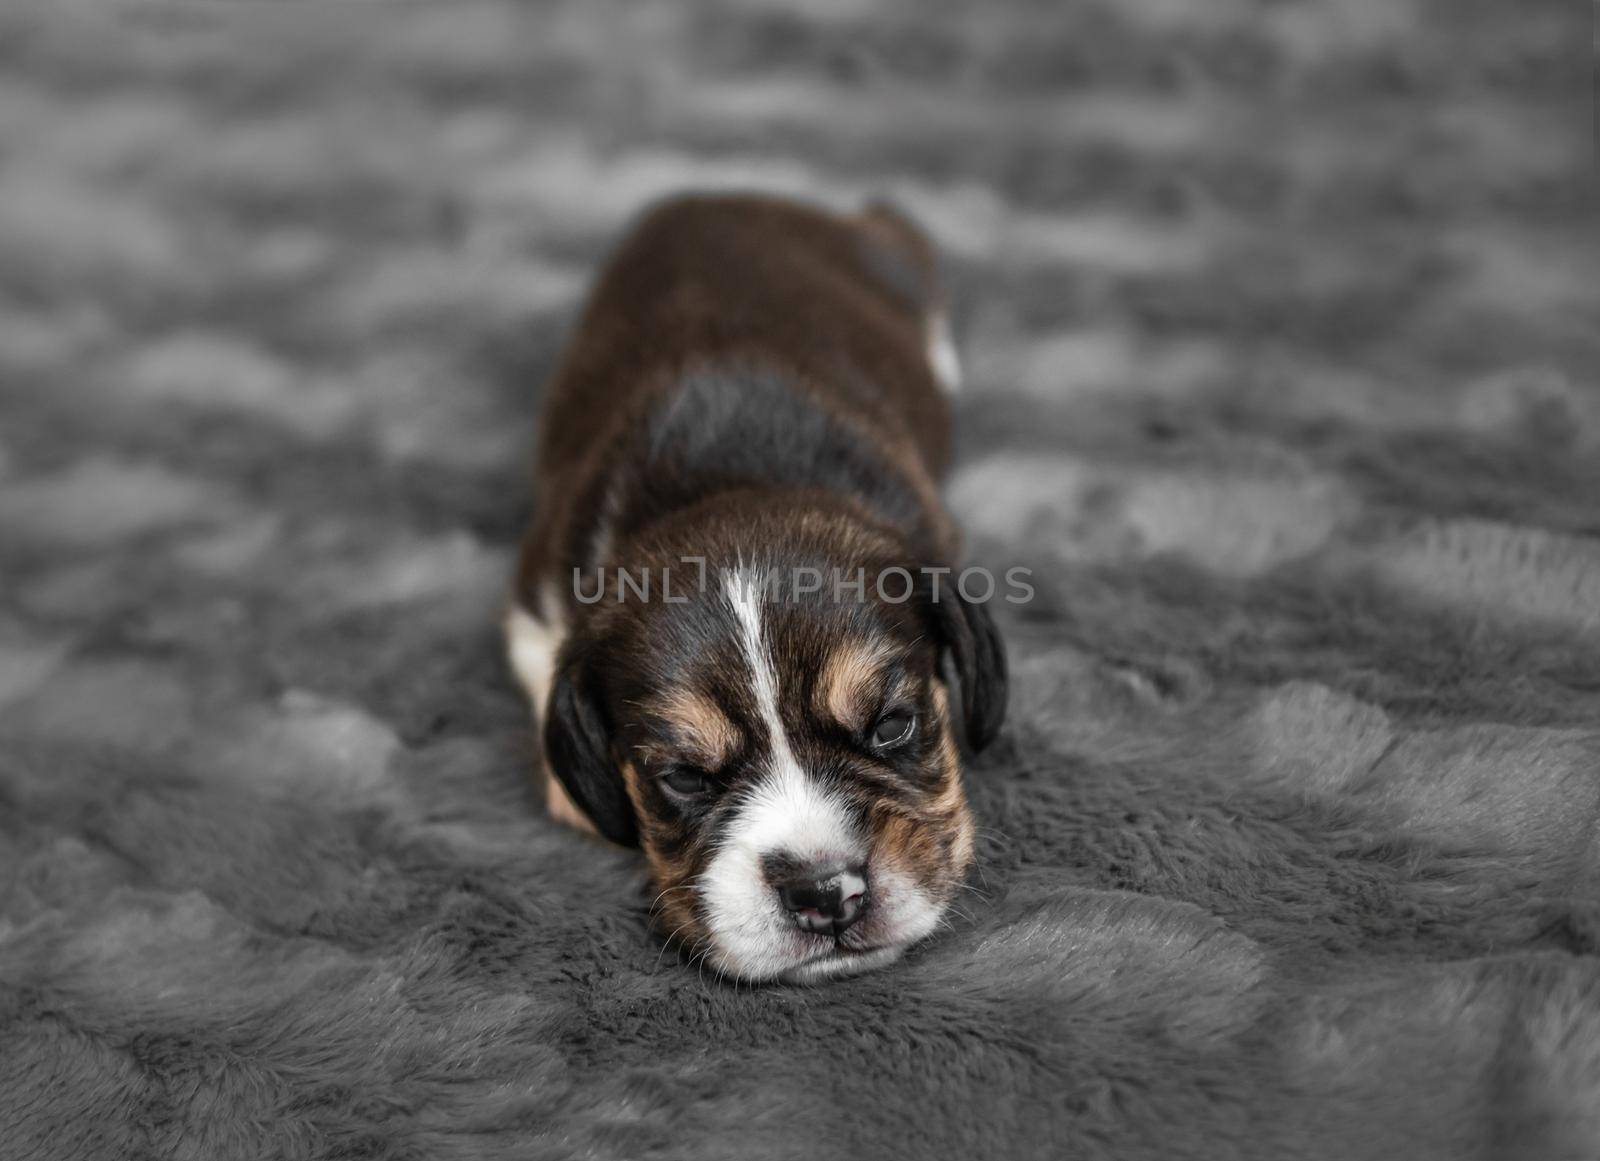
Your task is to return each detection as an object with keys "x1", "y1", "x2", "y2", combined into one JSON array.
[{"x1": 544, "y1": 528, "x2": 1005, "y2": 983}]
